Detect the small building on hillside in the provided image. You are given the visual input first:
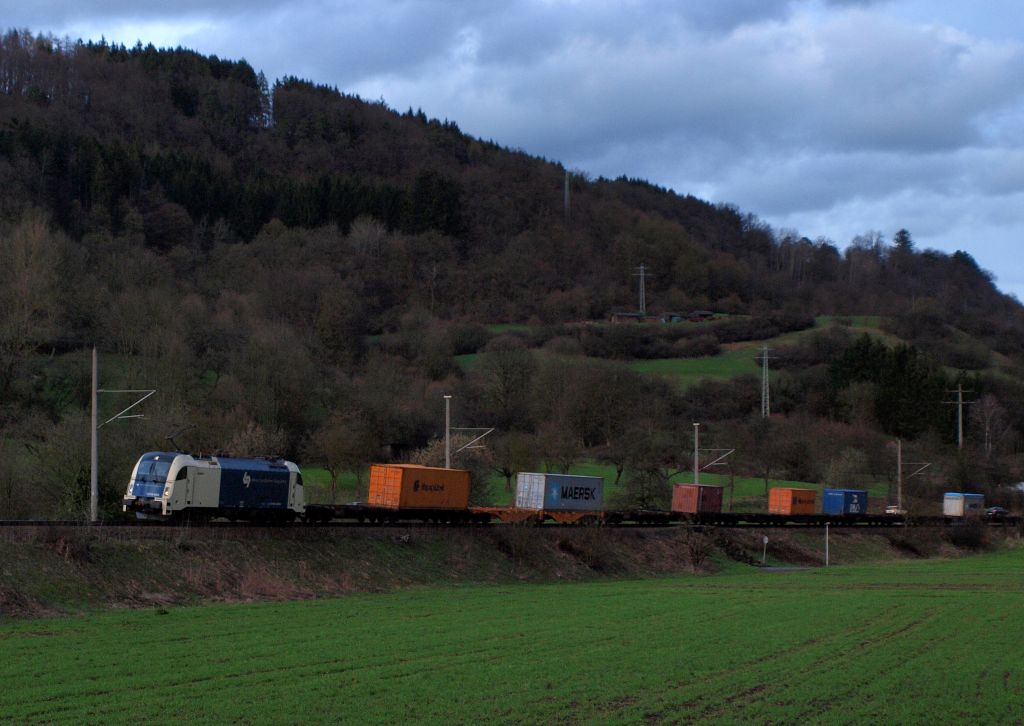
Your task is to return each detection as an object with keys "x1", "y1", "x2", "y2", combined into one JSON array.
[
  {"x1": 659, "y1": 310, "x2": 717, "y2": 323},
  {"x1": 687, "y1": 310, "x2": 716, "y2": 322},
  {"x1": 610, "y1": 310, "x2": 719, "y2": 324}
]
